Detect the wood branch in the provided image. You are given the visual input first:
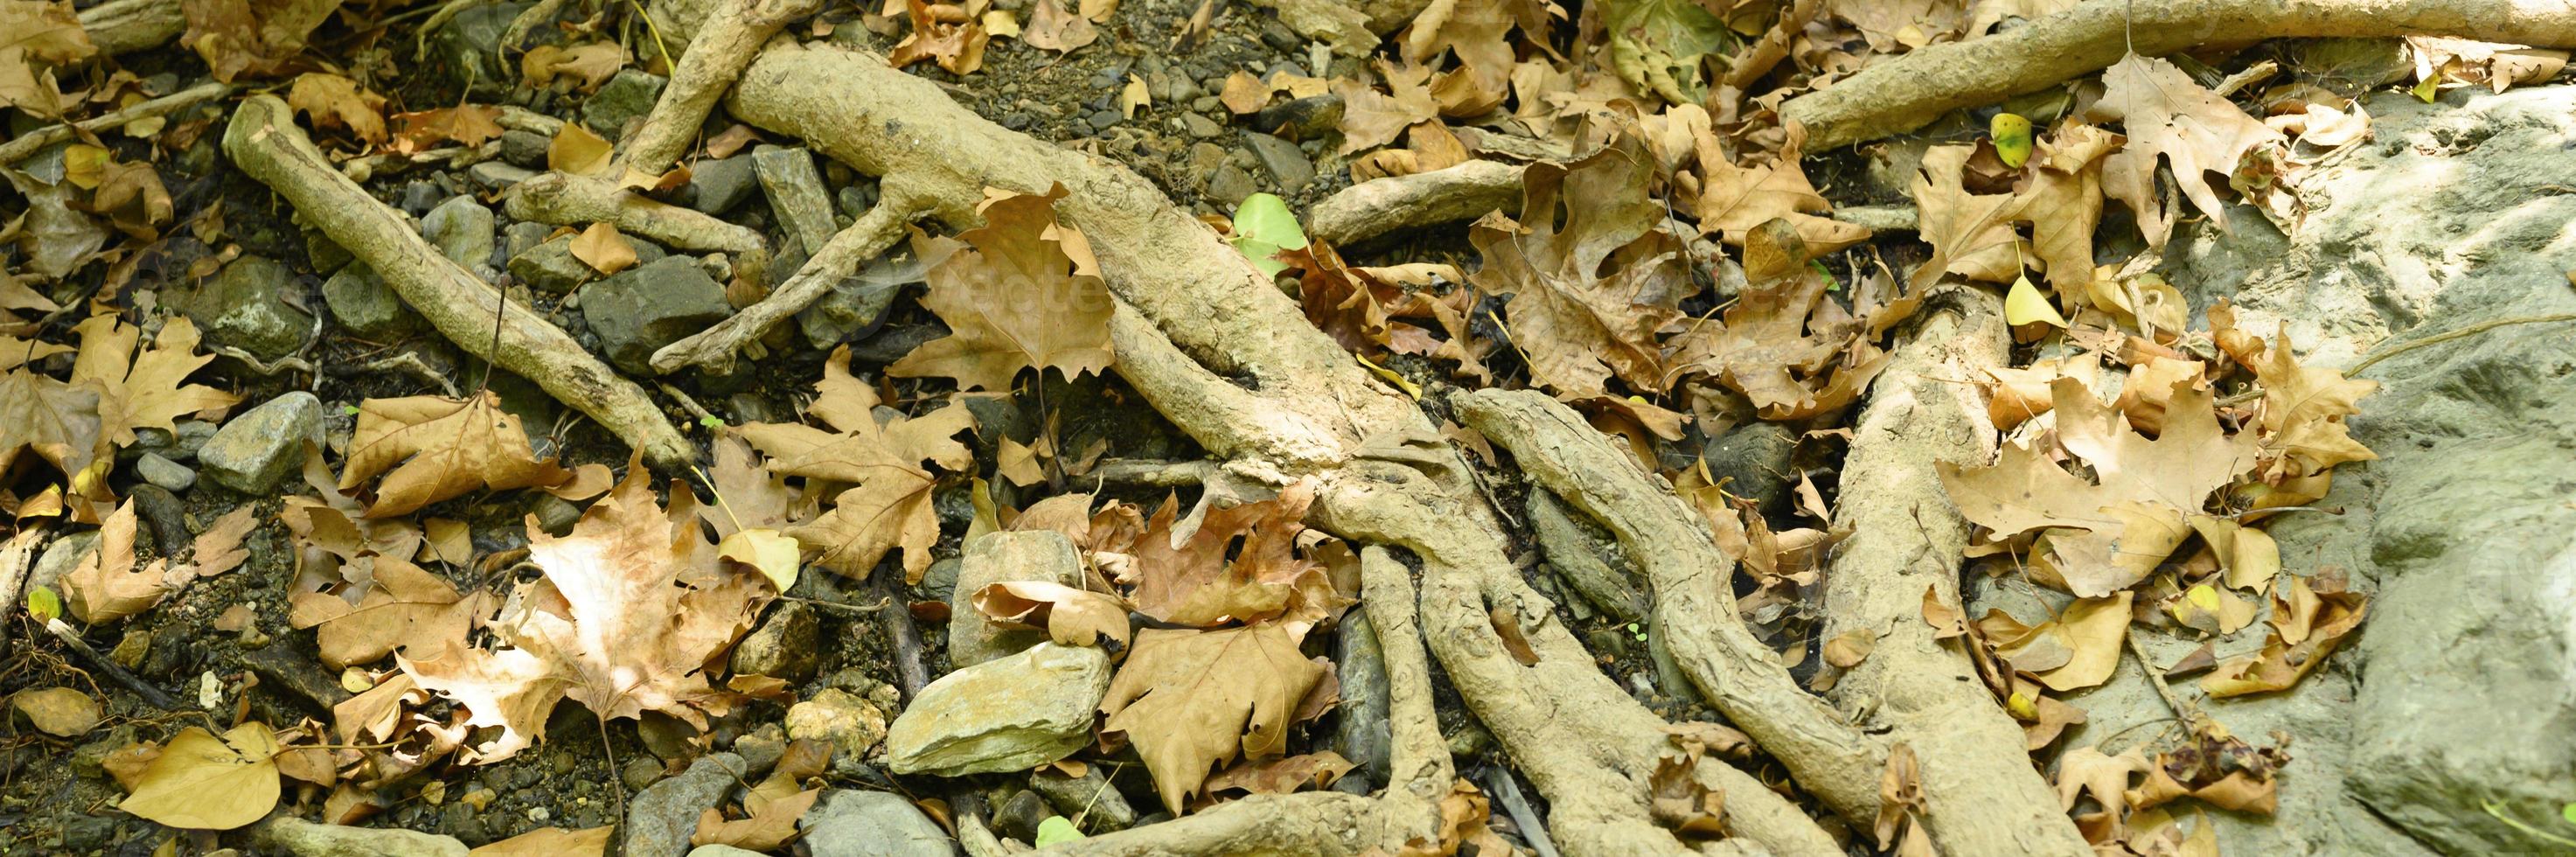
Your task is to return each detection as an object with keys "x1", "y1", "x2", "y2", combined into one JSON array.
[
  {"x1": 1454, "y1": 388, "x2": 1886, "y2": 826},
  {"x1": 1306, "y1": 160, "x2": 1524, "y2": 247},
  {"x1": 623, "y1": 0, "x2": 822, "y2": 176},
  {"x1": 0, "y1": 81, "x2": 230, "y2": 166},
  {"x1": 1819, "y1": 287, "x2": 2091, "y2": 856},
  {"x1": 648, "y1": 186, "x2": 922, "y2": 373},
  {"x1": 223, "y1": 95, "x2": 695, "y2": 469},
  {"x1": 502, "y1": 171, "x2": 768, "y2": 254},
  {"x1": 77, "y1": 0, "x2": 185, "y2": 56},
  {"x1": 1782, "y1": 0, "x2": 2576, "y2": 150}
]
